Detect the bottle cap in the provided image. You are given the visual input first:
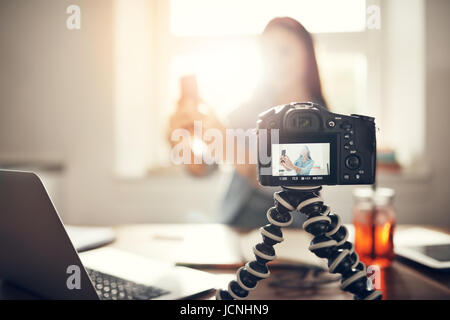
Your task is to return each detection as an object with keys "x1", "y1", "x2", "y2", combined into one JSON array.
[{"x1": 353, "y1": 187, "x2": 395, "y2": 206}]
